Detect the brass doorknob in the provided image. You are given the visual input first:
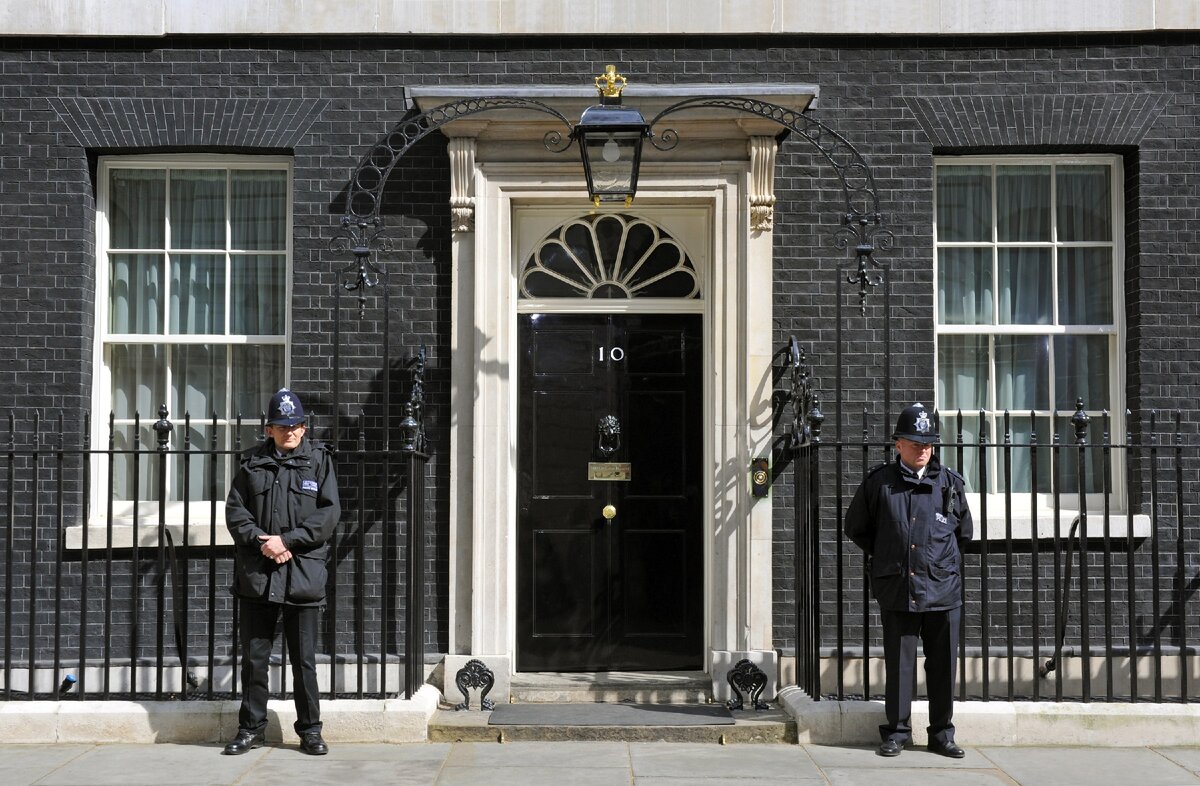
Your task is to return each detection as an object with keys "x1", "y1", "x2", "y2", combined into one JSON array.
[{"x1": 602, "y1": 504, "x2": 617, "y2": 520}]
